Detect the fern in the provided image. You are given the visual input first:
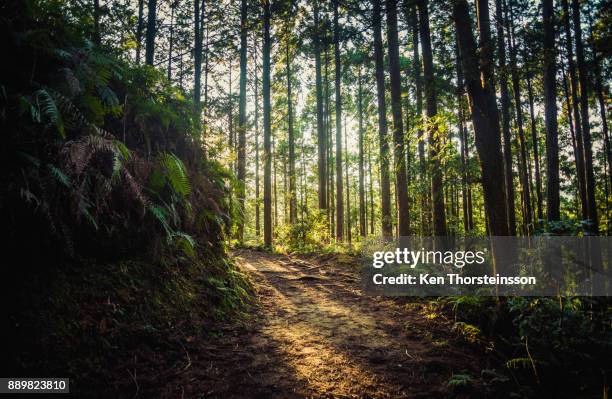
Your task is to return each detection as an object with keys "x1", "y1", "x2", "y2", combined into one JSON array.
[
  {"x1": 47, "y1": 164, "x2": 70, "y2": 187},
  {"x1": 160, "y1": 153, "x2": 191, "y2": 196},
  {"x1": 173, "y1": 232, "x2": 196, "y2": 258},
  {"x1": 35, "y1": 89, "x2": 64, "y2": 137}
]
